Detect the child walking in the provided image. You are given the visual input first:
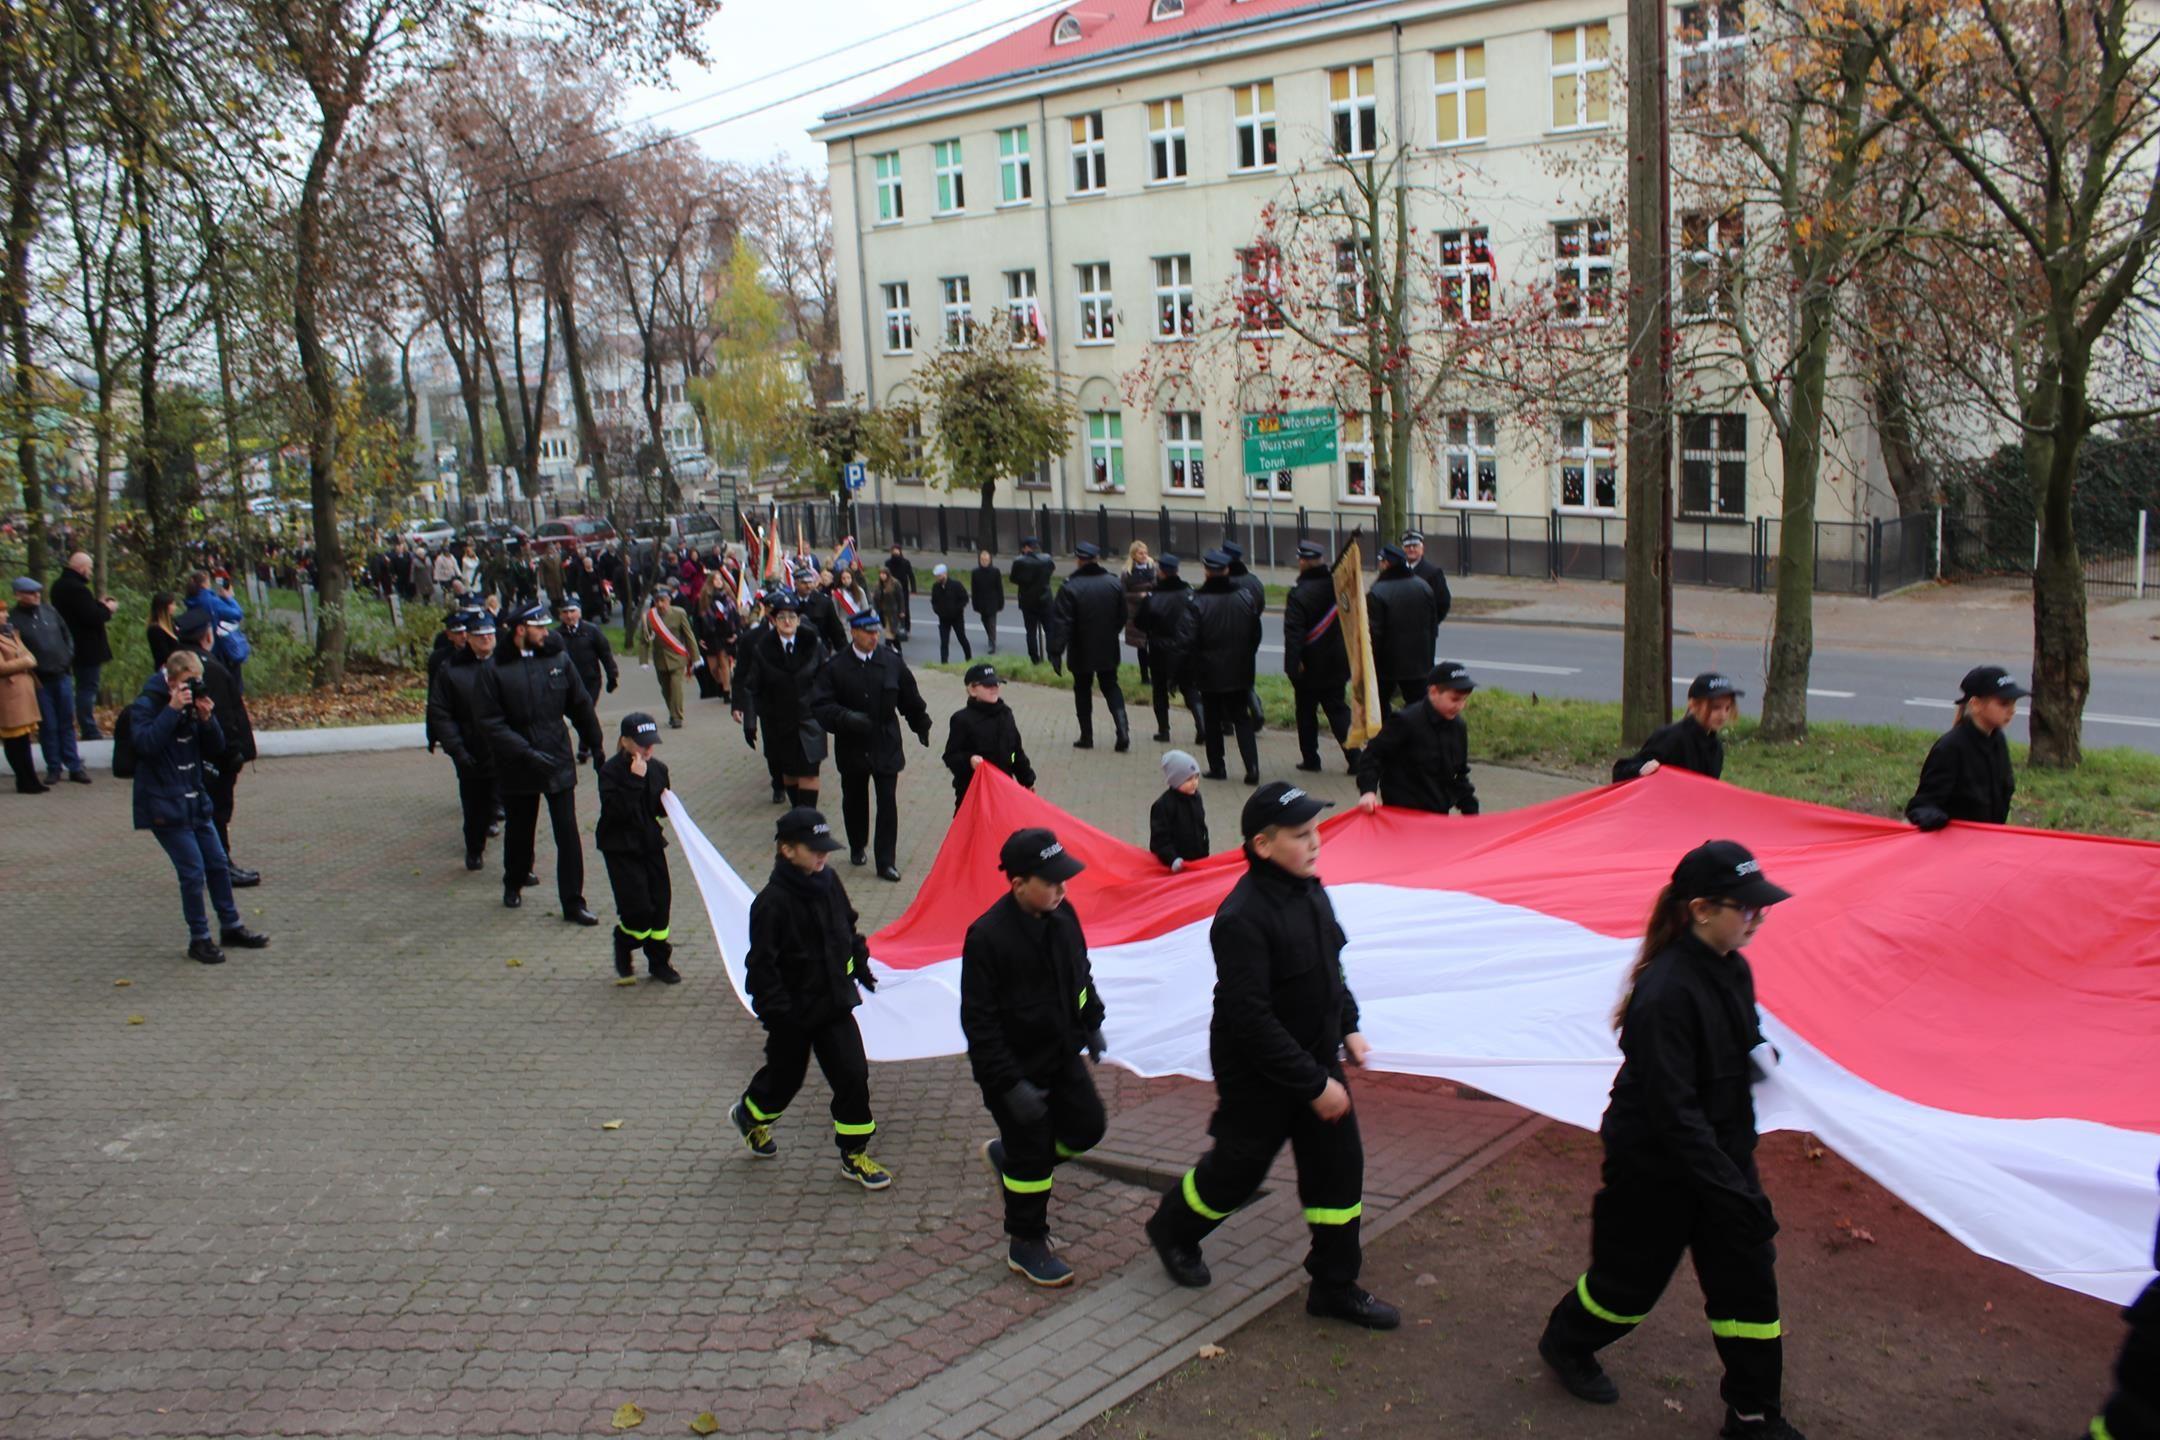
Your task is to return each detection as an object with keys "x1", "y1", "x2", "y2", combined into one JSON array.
[
  {"x1": 596, "y1": 712, "x2": 680, "y2": 983},
  {"x1": 1149, "y1": 749, "x2": 1210, "y2": 871}
]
